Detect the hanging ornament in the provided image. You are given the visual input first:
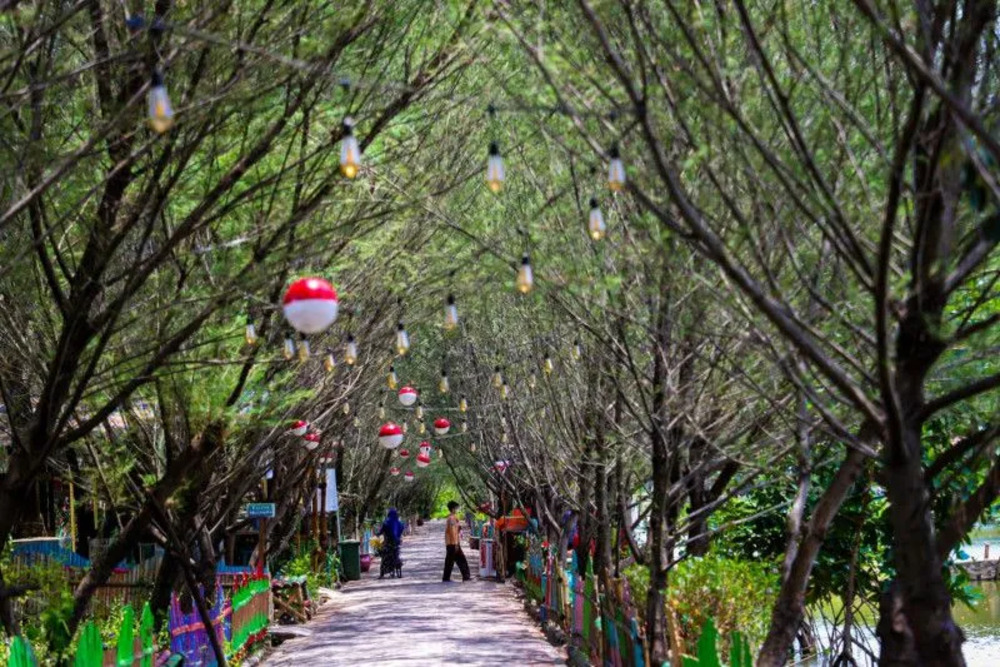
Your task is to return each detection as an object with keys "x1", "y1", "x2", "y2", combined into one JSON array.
[
  {"x1": 415, "y1": 404, "x2": 424, "y2": 420},
  {"x1": 283, "y1": 278, "x2": 339, "y2": 334},
  {"x1": 438, "y1": 448, "x2": 444, "y2": 459},
  {"x1": 244, "y1": 316, "x2": 258, "y2": 346},
  {"x1": 353, "y1": 417, "x2": 361, "y2": 428},
  {"x1": 148, "y1": 70, "x2": 175, "y2": 134},
  {"x1": 434, "y1": 418, "x2": 451, "y2": 436},
  {"x1": 495, "y1": 460, "x2": 511, "y2": 473},
  {"x1": 401, "y1": 421, "x2": 409, "y2": 434},
  {"x1": 444, "y1": 294, "x2": 459, "y2": 331},
  {"x1": 543, "y1": 354, "x2": 554, "y2": 375},
  {"x1": 388, "y1": 366, "x2": 399, "y2": 390},
  {"x1": 399, "y1": 448, "x2": 410, "y2": 459},
  {"x1": 529, "y1": 372, "x2": 537, "y2": 389},
  {"x1": 345, "y1": 334, "x2": 358, "y2": 365},
  {"x1": 289, "y1": 420, "x2": 309, "y2": 437},
  {"x1": 516, "y1": 254, "x2": 534, "y2": 294},
  {"x1": 296, "y1": 336, "x2": 311, "y2": 362},
  {"x1": 416, "y1": 452, "x2": 431, "y2": 468},
  {"x1": 419, "y1": 441, "x2": 432, "y2": 457},
  {"x1": 342, "y1": 402, "x2": 350, "y2": 415},
  {"x1": 486, "y1": 141, "x2": 505, "y2": 193},
  {"x1": 492, "y1": 366, "x2": 504, "y2": 389},
  {"x1": 398, "y1": 386, "x2": 418, "y2": 407},
  {"x1": 461, "y1": 421, "x2": 468, "y2": 433},
  {"x1": 404, "y1": 471, "x2": 415, "y2": 483},
  {"x1": 608, "y1": 144, "x2": 625, "y2": 191},
  {"x1": 501, "y1": 431, "x2": 509, "y2": 444},
  {"x1": 303, "y1": 432, "x2": 321, "y2": 450},
  {"x1": 588, "y1": 198, "x2": 606, "y2": 240},
  {"x1": 378, "y1": 423, "x2": 404, "y2": 449},
  {"x1": 395, "y1": 320, "x2": 410, "y2": 356},
  {"x1": 324, "y1": 350, "x2": 337, "y2": 372},
  {"x1": 378, "y1": 403, "x2": 386, "y2": 420},
  {"x1": 572, "y1": 339, "x2": 582, "y2": 361},
  {"x1": 418, "y1": 421, "x2": 427, "y2": 436},
  {"x1": 390, "y1": 466, "x2": 401, "y2": 477},
  {"x1": 340, "y1": 117, "x2": 361, "y2": 178},
  {"x1": 500, "y1": 383, "x2": 509, "y2": 400},
  {"x1": 282, "y1": 335, "x2": 295, "y2": 361},
  {"x1": 470, "y1": 441, "x2": 477, "y2": 452},
  {"x1": 459, "y1": 396, "x2": 468, "y2": 413},
  {"x1": 439, "y1": 368, "x2": 450, "y2": 394}
]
